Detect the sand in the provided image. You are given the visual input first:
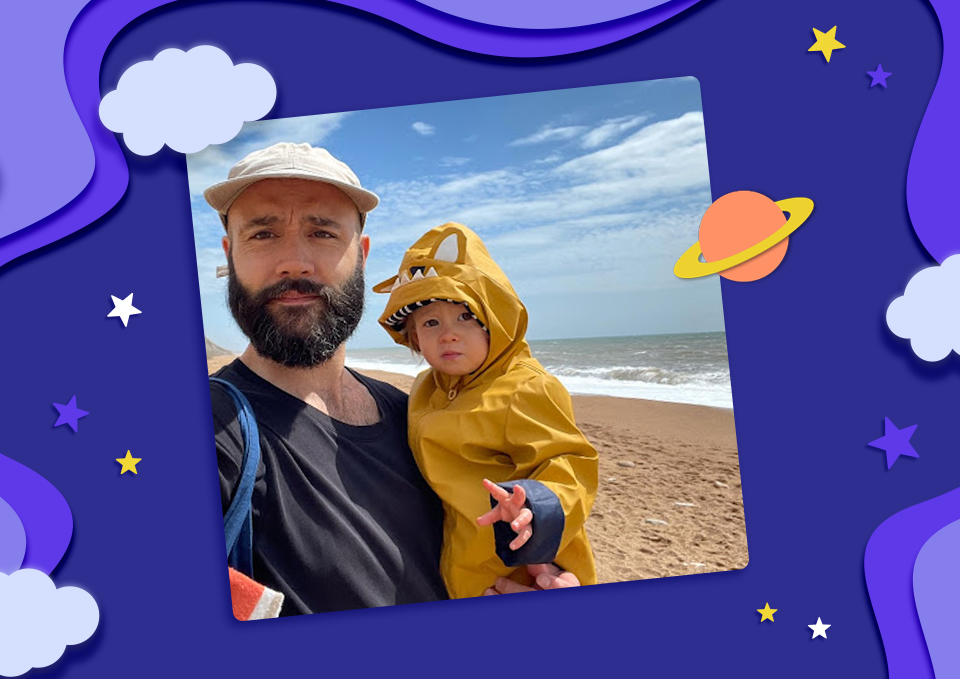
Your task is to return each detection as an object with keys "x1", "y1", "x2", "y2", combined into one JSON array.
[{"x1": 208, "y1": 357, "x2": 748, "y2": 584}]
